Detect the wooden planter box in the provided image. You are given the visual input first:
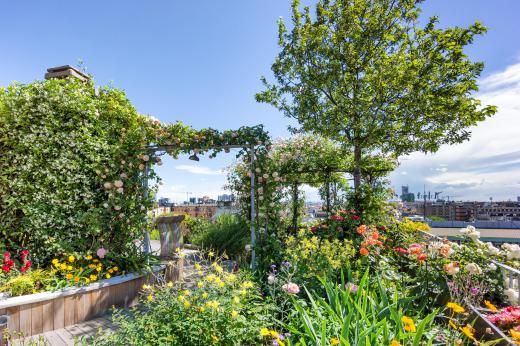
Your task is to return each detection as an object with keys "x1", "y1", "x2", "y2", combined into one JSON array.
[{"x1": 0, "y1": 261, "x2": 182, "y2": 342}]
